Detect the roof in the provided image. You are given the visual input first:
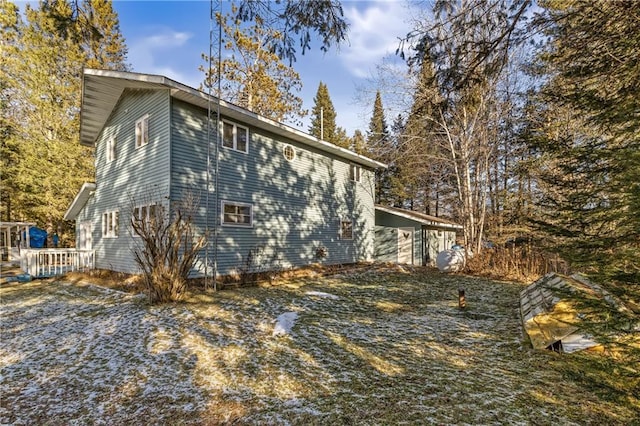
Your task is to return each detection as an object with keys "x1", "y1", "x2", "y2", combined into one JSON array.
[
  {"x1": 375, "y1": 205, "x2": 463, "y2": 230},
  {"x1": 80, "y1": 69, "x2": 387, "y2": 170},
  {"x1": 63, "y1": 182, "x2": 96, "y2": 221}
]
